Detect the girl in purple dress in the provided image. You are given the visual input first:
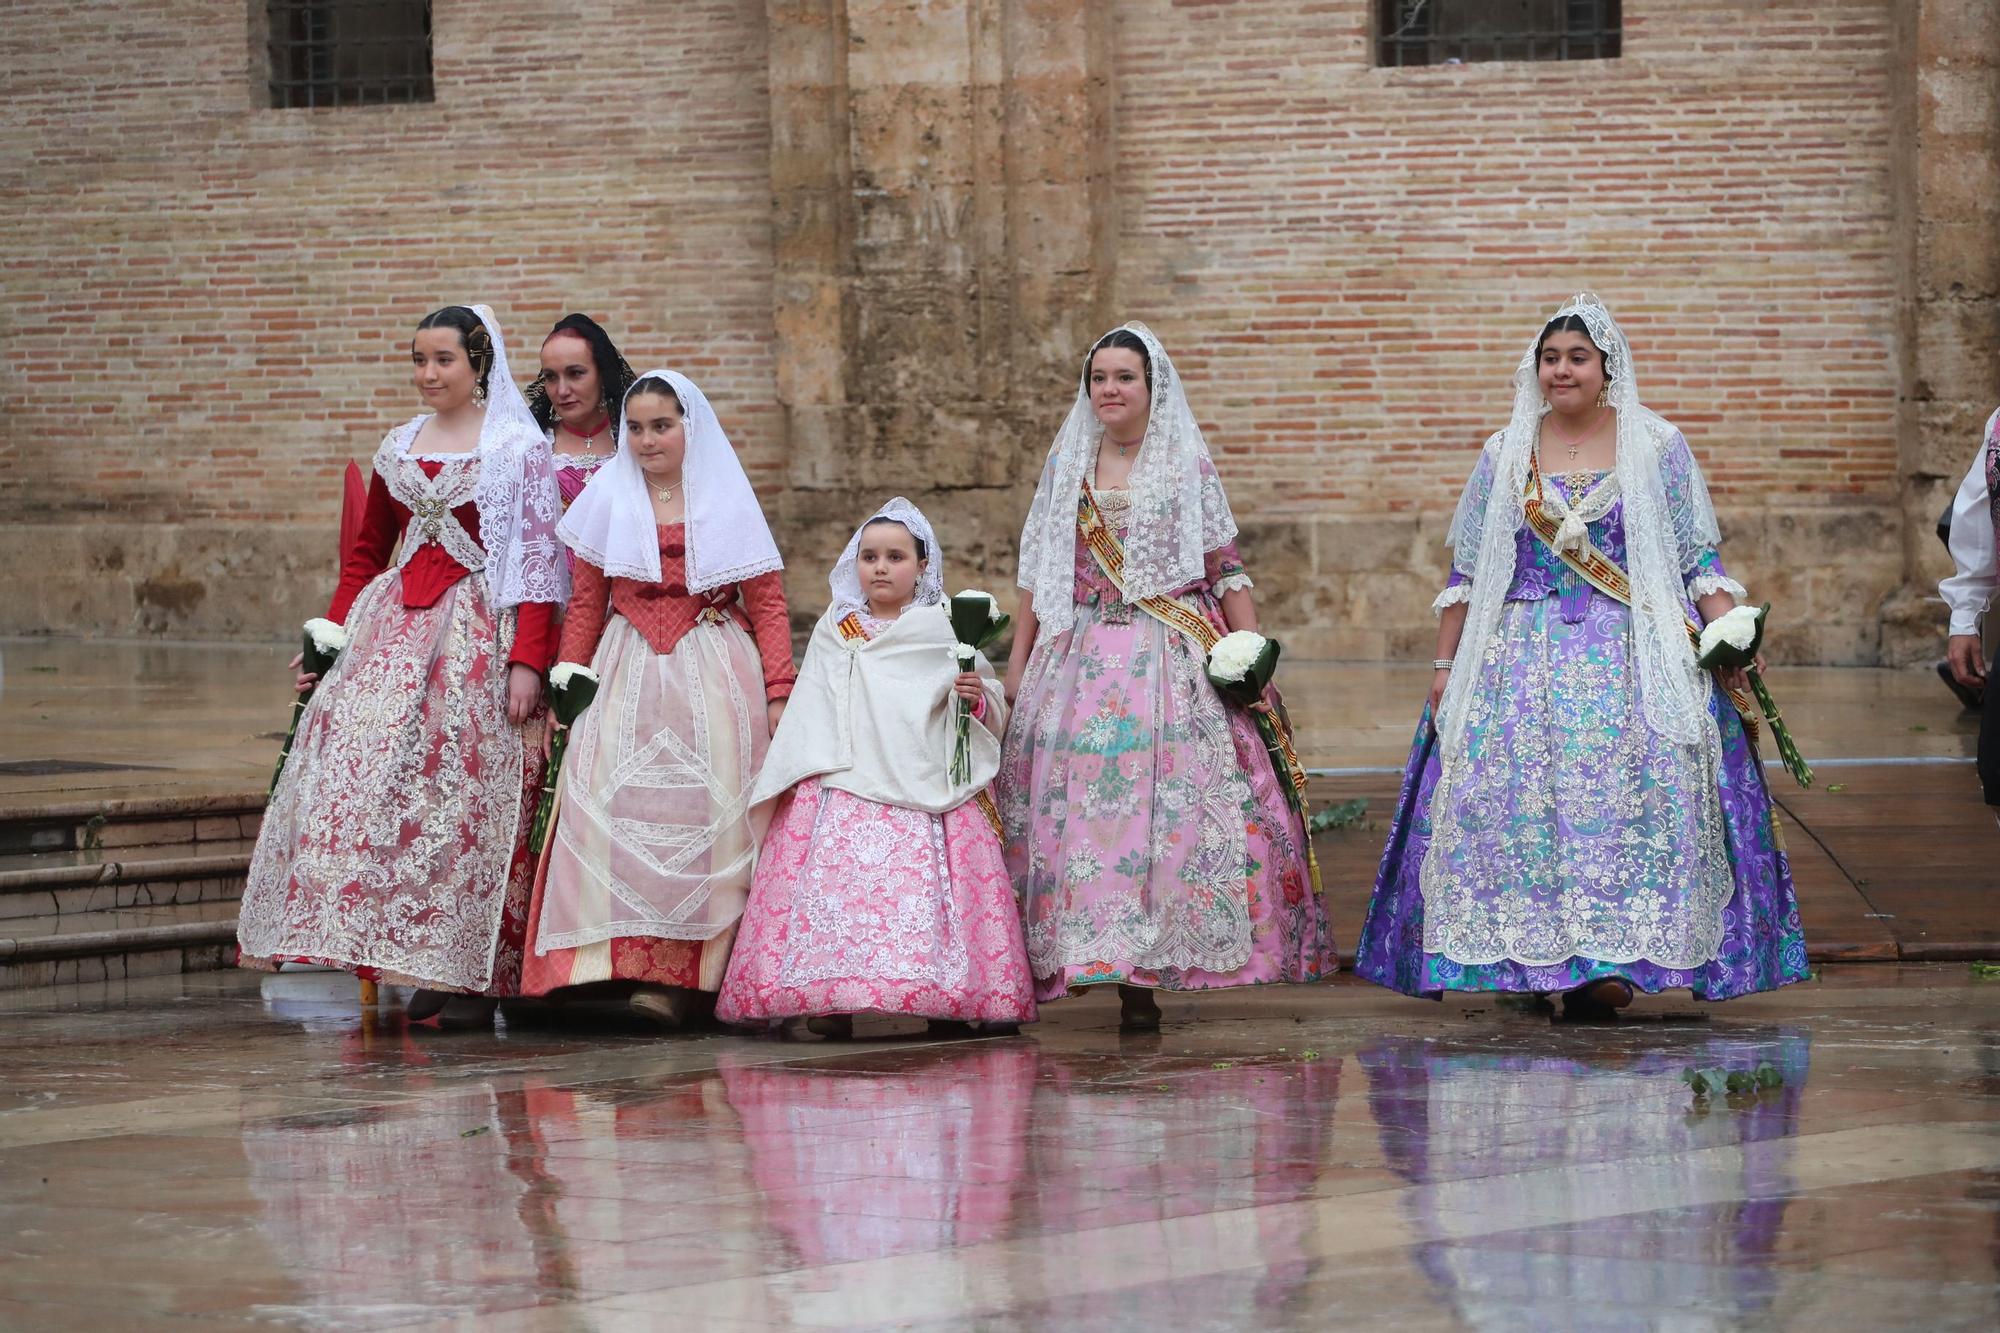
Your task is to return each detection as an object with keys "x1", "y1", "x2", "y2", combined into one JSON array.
[
  {"x1": 1000, "y1": 323, "x2": 1334, "y2": 1030},
  {"x1": 1356, "y1": 294, "x2": 1808, "y2": 1019}
]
